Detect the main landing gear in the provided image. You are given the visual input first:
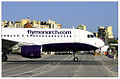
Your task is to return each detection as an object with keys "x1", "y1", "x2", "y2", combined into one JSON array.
[
  {"x1": 2, "y1": 54, "x2": 8, "y2": 62},
  {"x1": 2, "y1": 48, "x2": 9, "y2": 62},
  {"x1": 73, "y1": 51, "x2": 78, "y2": 62}
]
